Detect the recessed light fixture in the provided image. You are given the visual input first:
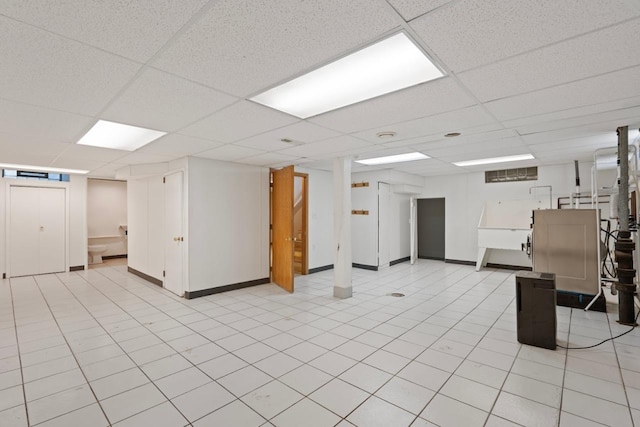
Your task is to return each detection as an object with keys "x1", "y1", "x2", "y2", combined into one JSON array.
[
  {"x1": 453, "y1": 154, "x2": 535, "y2": 167},
  {"x1": 77, "y1": 120, "x2": 167, "y2": 151},
  {"x1": 445, "y1": 132, "x2": 461, "y2": 137},
  {"x1": 355, "y1": 152, "x2": 429, "y2": 166},
  {"x1": 376, "y1": 131, "x2": 397, "y2": 139},
  {"x1": 0, "y1": 163, "x2": 89, "y2": 174},
  {"x1": 250, "y1": 32, "x2": 444, "y2": 119}
]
